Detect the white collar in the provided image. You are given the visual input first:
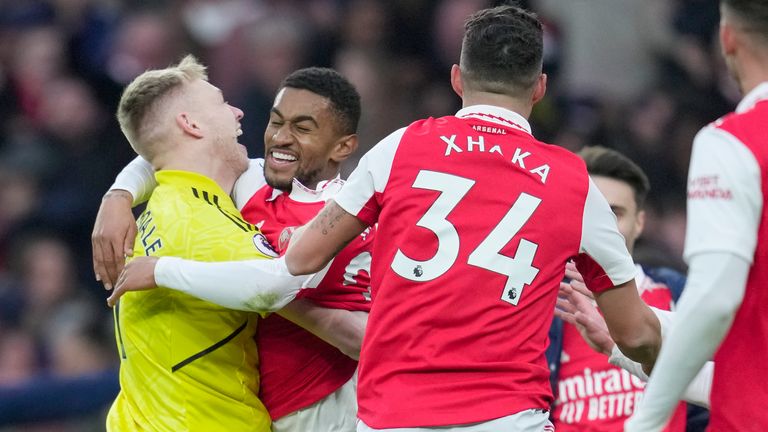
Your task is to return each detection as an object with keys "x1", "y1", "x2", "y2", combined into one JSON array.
[
  {"x1": 736, "y1": 81, "x2": 768, "y2": 113},
  {"x1": 455, "y1": 104, "x2": 532, "y2": 135},
  {"x1": 266, "y1": 175, "x2": 344, "y2": 203}
]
